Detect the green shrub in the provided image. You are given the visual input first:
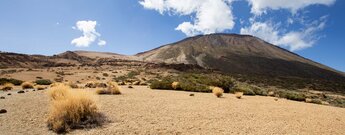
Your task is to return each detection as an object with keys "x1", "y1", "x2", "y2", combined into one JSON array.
[
  {"x1": 35, "y1": 79, "x2": 52, "y2": 85},
  {"x1": 231, "y1": 84, "x2": 256, "y2": 96},
  {"x1": 311, "y1": 99, "x2": 322, "y2": 104},
  {"x1": 178, "y1": 82, "x2": 210, "y2": 92},
  {"x1": 0, "y1": 78, "x2": 23, "y2": 86},
  {"x1": 277, "y1": 91, "x2": 306, "y2": 101},
  {"x1": 252, "y1": 86, "x2": 268, "y2": 96},
  {"x1": 150, "y1": 78, "x2": 174, "y2": 90}
]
